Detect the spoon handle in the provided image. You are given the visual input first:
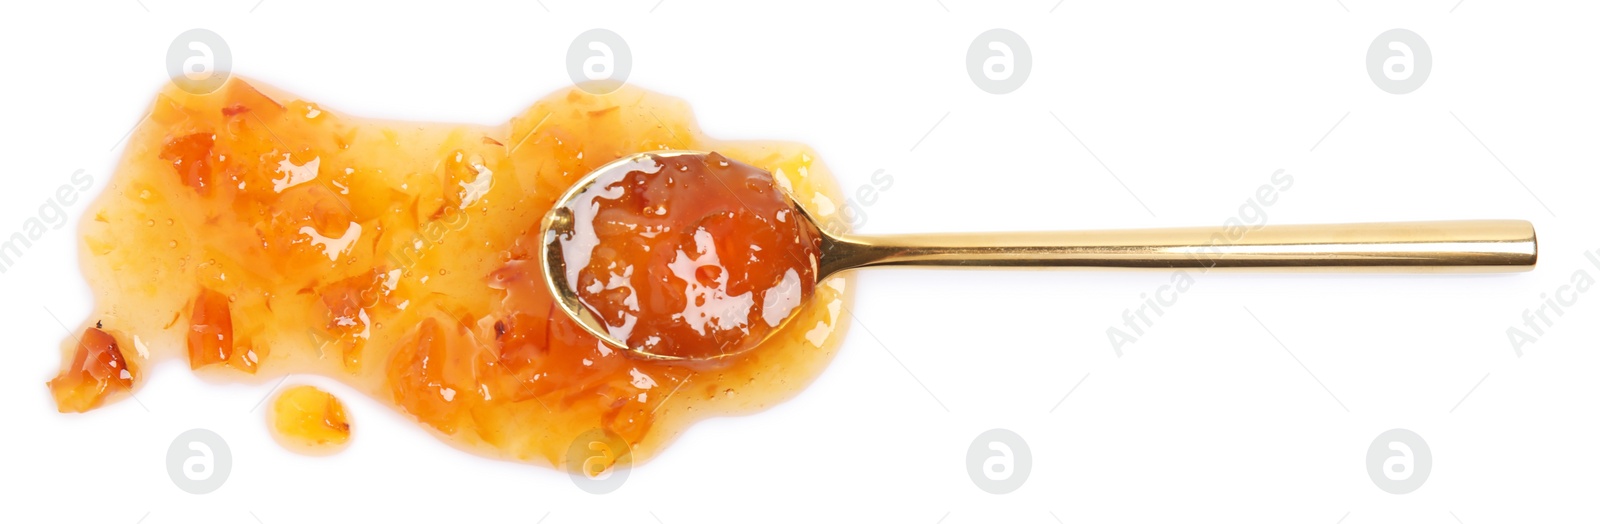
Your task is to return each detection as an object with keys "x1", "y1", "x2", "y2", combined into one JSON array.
[{"x1": 818, "y1": 220, "x2": 1536, "y2": 276}]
